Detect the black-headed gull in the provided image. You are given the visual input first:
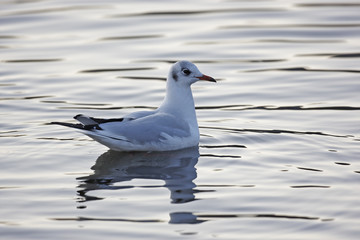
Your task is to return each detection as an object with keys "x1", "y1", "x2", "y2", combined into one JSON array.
[{"x1": 52, "y1": 60, "x2": 216, "y2": 151}]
